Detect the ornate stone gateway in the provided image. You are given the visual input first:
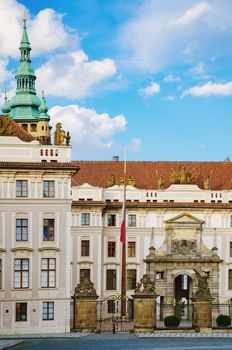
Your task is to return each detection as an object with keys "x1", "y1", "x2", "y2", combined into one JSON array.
[{"x1": 145, "y1": 213, "x2": 221, "y2": 325}]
